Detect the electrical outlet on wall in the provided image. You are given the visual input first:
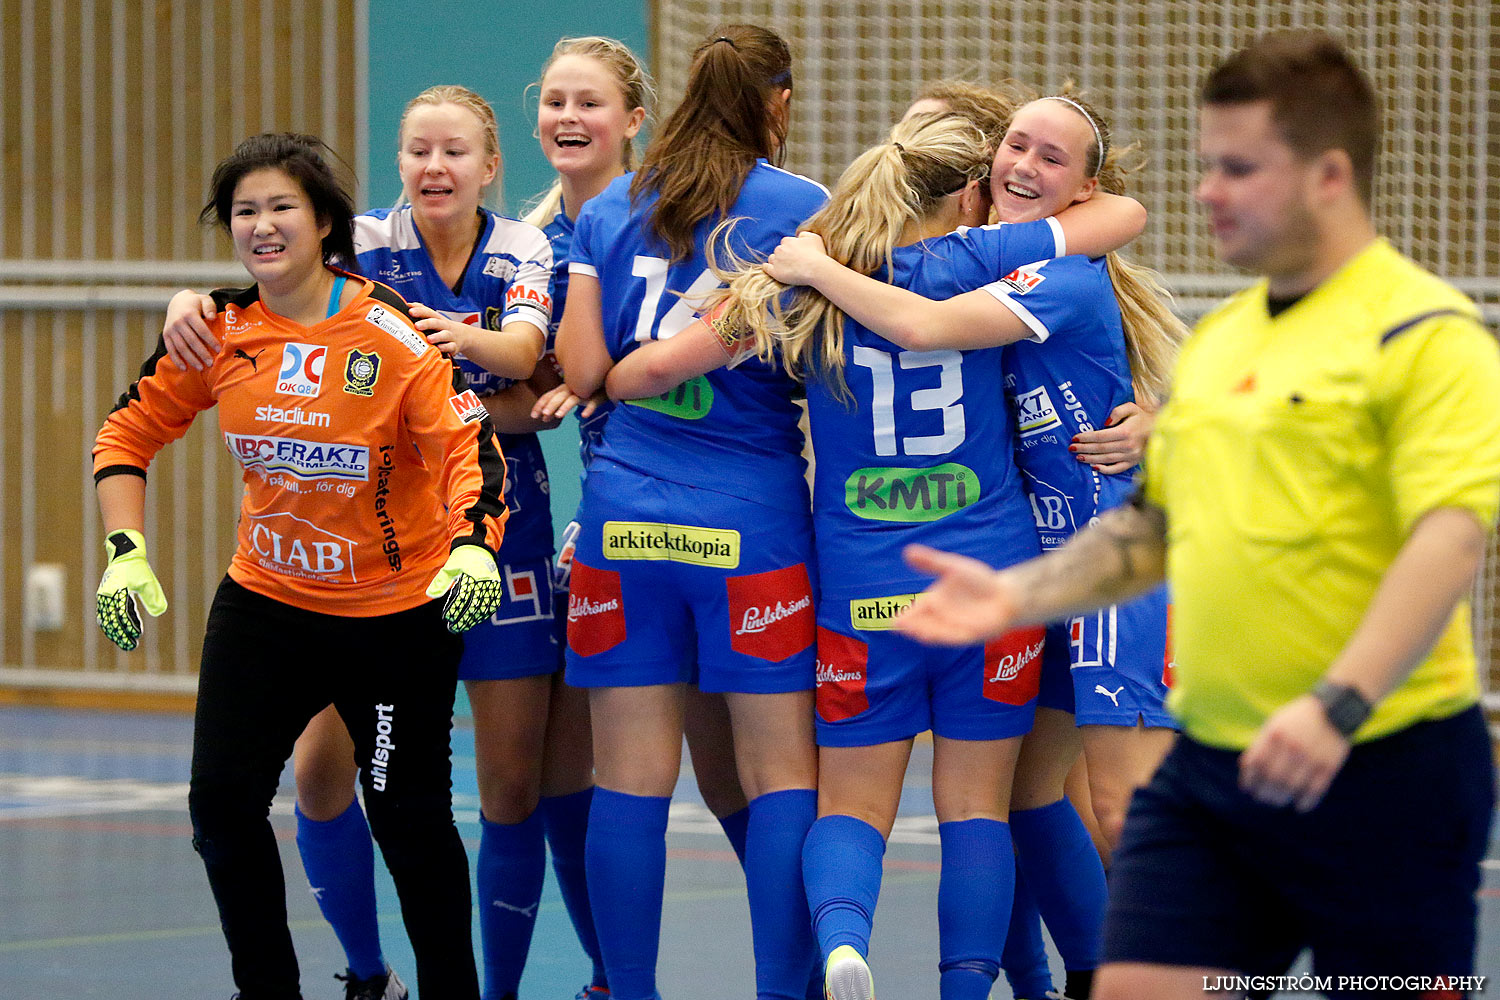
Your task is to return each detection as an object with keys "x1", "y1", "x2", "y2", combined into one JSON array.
[{"x1": 25, "y1": 564, "x2": 66, "y2": 631}]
